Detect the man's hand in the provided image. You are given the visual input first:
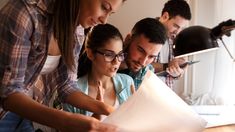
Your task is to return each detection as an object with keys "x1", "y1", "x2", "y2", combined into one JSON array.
[{"x1": 166, "y1": 58, "x2": 187, "y2": 78}]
